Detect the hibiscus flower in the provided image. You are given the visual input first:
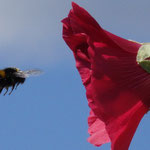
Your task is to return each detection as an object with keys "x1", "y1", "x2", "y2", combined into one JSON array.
[{"x1": 62, "y1": 2, "x2": 150, "y2": 150}]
